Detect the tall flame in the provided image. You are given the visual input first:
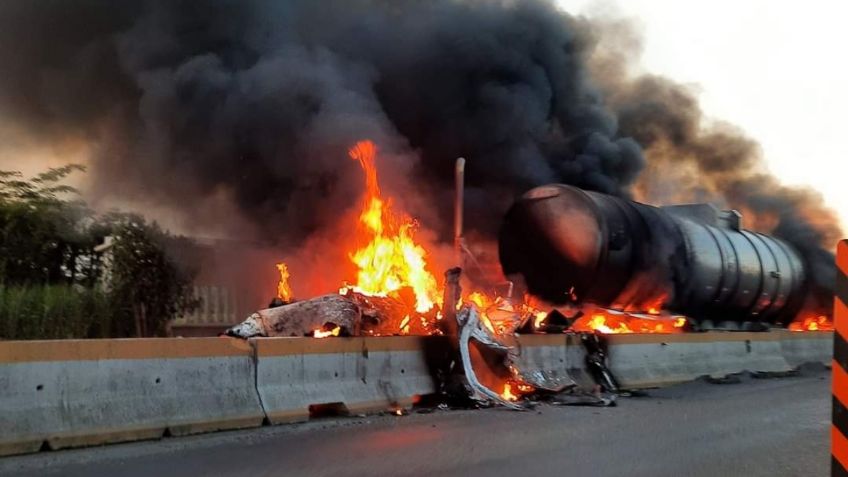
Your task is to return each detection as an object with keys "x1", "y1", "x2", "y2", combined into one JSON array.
[
  {"x1": 275, "y1": 262, "x2": 294, "y2": 302},
  {"x1": 346, "y1": 141, "x2": 440, "y2": 313}
]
